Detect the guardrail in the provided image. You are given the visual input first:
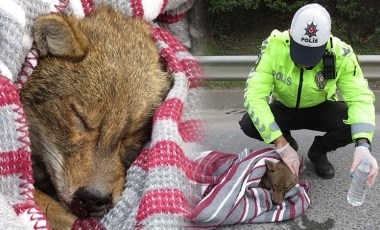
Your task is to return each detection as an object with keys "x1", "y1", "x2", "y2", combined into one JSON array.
[{"x1": 196, "y1": 55, "x2": 380, "y2": 81}]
